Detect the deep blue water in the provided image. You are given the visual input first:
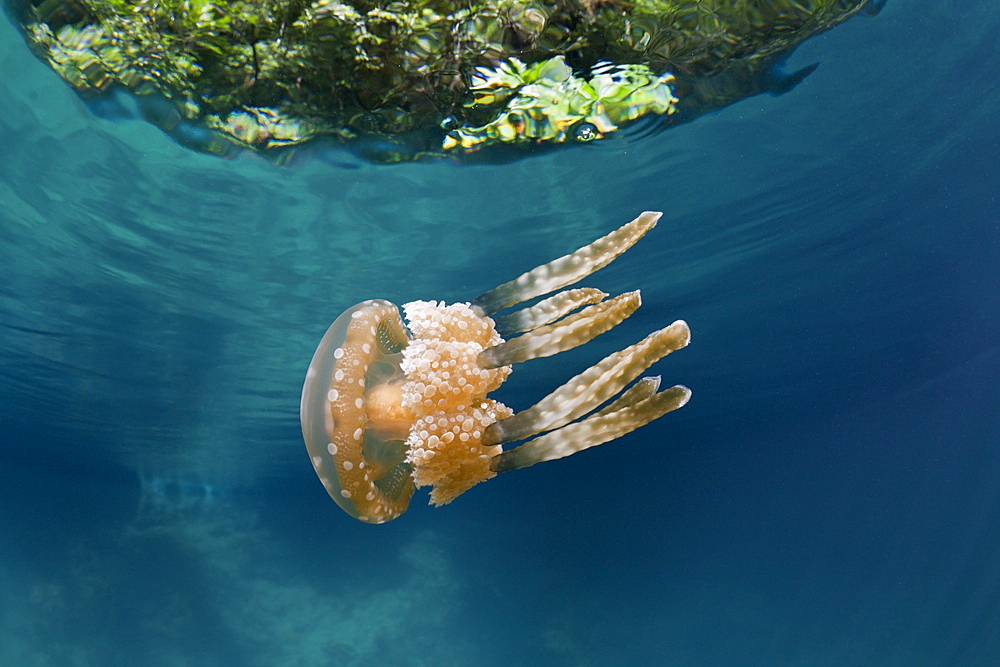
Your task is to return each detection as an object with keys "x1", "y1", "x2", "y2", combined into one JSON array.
[{"x1": 2, "y1": 2, "x2": 999, "y2": 665}]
